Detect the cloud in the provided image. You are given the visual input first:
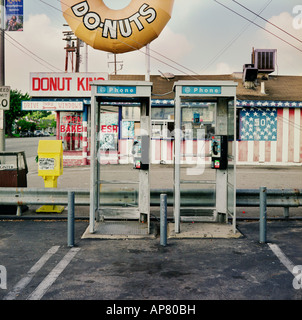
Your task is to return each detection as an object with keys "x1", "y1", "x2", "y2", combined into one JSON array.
[
  {"x1": 214, "y1": 62, "x2": 233, "y2": 75},
  {"x1": 150, "y1": 26, "x2": 194, "y2": 71},
  {"x1": 172, "y1": 0, "x2": 207, "y2": 18},
  {"x1": 92, "y1": 26, "x2": 195, "y2": 76},
  {"x1": 254, "y1": 11, "x2": 302, "y2": 75},
  {"x1": 6, "y1": 14, "x2": 64, "y2": 92}
]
